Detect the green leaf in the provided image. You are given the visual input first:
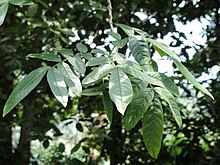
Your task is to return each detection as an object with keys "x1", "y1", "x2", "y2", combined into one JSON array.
[
  {"x1": 147, "y1": 72, "x2": 180, "y2": 97},
  {"x1": 129, "y1": 36, "x2": 151, "y2": 70},
  {"x1": 0, "y1": 1, "x2": 9, "y2": 4},
  {"x1": 0, "y1": 3, "x2": 9, "y2": 26},
  {"x1": 132, "y1": 27, "x2": 149, "y2": 38},
  {"x1": 142, "y1": 97, "x2": 163, "y2": 159},
  {"x1": 102, "y1": 90, "x2": 113, "y2": 122},
  {"x1": 119, "y1": 60, "x2": 178, "y2": 96},
  {"x1": 59, "y1": 28, "x2": 75, "y2": 36},
  {"x1": 58, "y1": 62, "x2": 82, "y2": 96},
  {"x1": 155, "y1": 87, "x2": 182, "y2": 127},
  {"x1": 91, "y1": 48, "x2": 109, "y2": 56},
  {"x1": 115, "y1": 23, "x2": 134, "y2": 36},
  {"x1": 81, "y1": 53, "x2": 93, "y2": 60},
  {"x1": 47, "y1": 68, "x2": 68, "y2": 107},
  {"x1": 172, "y1": 58, "x2": 214, "y2": 99},
  {"x1": 86, "y1": 56, "x2": 109, "y2": 66},
  {"x1": 9, "y1": 0, "x2": 33, "y2": 5},
  {"x1": 3, "y1": 66, "x2": 49, "y2": 116},
  {"x1": 27, "y1": 4, "x2": 38, "y2": 17},
  {"x1": 124, "y1": 88, "x2": 154, "y2": 131},
  {"x1": 106, "y1": 31, "x2": 121, "y2": 40},
  {"x1": 27, "y1": 53, "x2": 61, "y2": 62},
  {"x1": 111, "y1": 38, "x2": 128, "y2": 48},
  {"x1": 111, "y1": 40, "x2": 121, "y2": 48},
  {"x1": 58, "y1": 48, "x2": 73, "y2": 57},
  {"x1": 60, "y1": 50, "x2": 86, "y2": 75},
  {"x1": 72, "y1": 55, "x2": 86, "y2": 75},
  {"x1": 76, "y1": 43, "x2": 88, "y2": 53},
  {"x1": 120, "y1": 38, "x2": 128, "y2": 48},
  {"x1": 82, "y1": 64, "x2": 114, "y2": 85},
  {"x1": 130, "y1": 77, "x2": 148, "y2": 93},
  {"x1": 81, "y1": 87, "x2": 102, "y2": 96},
  {"x1": 109, "y1": 68, "x2": 133, "y2": 115},
  {"x1": 147, "y1": 38, "x2": 181, "y2": 62}
]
